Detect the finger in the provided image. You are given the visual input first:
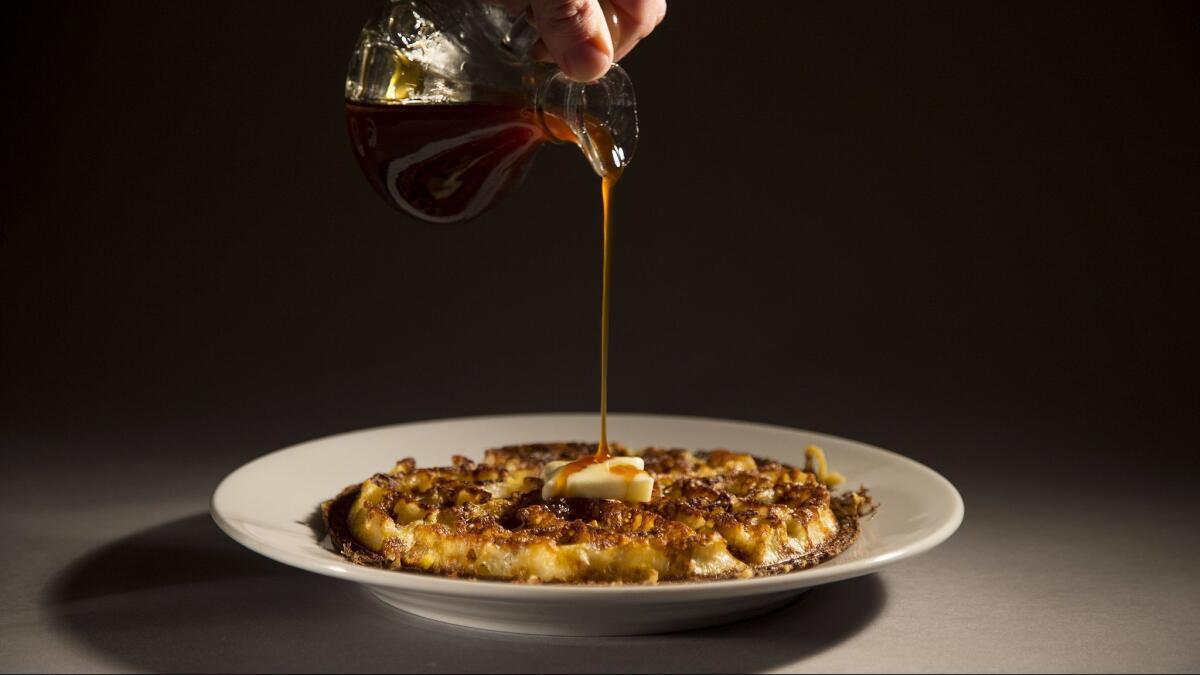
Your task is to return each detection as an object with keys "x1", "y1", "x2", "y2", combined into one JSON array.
[
  {"x1": 528, "y1": 0, "x2": 613, "y2": 82},
  {"x1": 605, "y1": 0, "x2": 666, "y2": 61}
]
